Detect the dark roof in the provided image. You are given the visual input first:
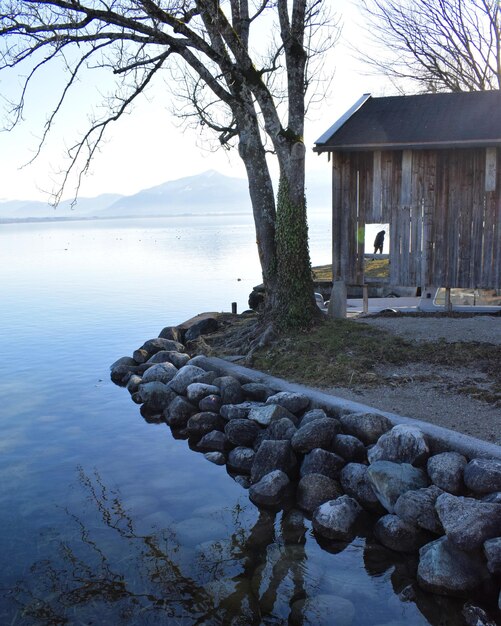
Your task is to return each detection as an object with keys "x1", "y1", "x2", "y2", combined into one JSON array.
[{"x1": 314, "y1": 91, "x2": 501, "y2": 152}]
